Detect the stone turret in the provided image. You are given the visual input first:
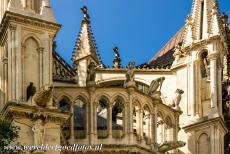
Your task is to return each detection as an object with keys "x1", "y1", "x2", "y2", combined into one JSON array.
[{"x1": 72, "y1": 6, "x2": 102, "y2": 87}]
